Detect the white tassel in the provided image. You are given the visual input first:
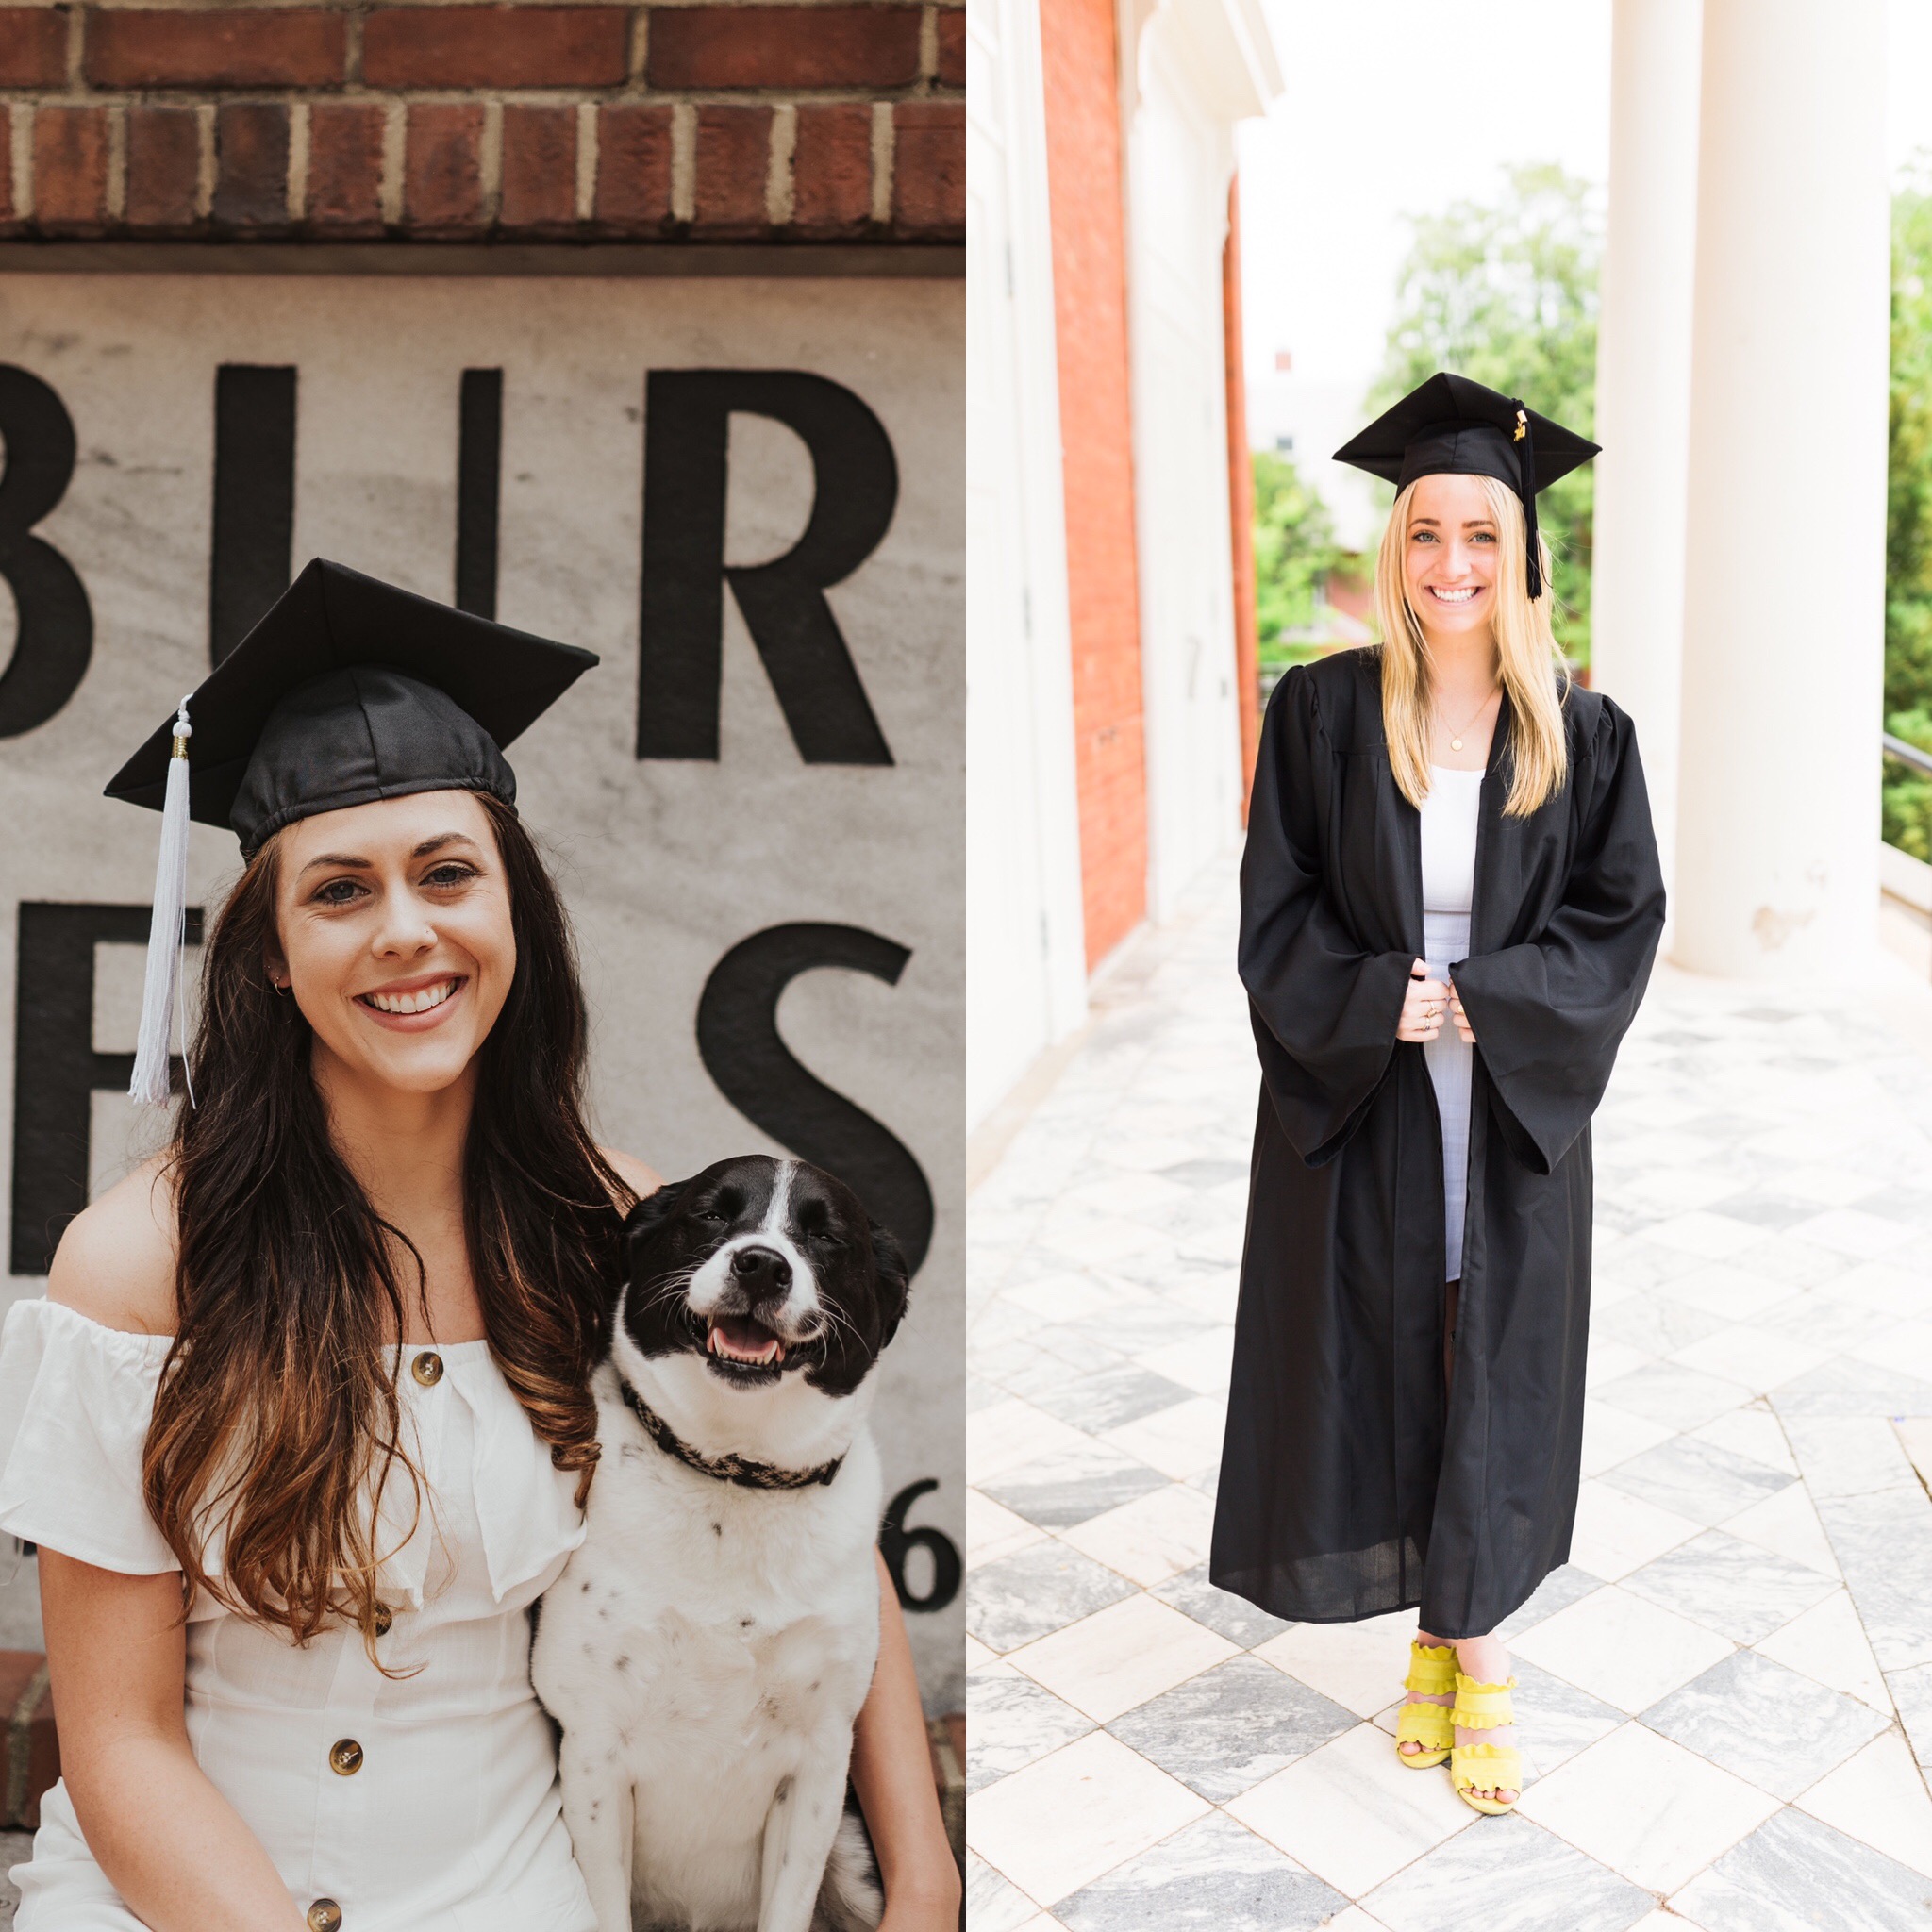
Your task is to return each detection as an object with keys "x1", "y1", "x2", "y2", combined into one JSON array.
[{"x1": 129, "y1": 698, "x2": 194, "y2": 1108}]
